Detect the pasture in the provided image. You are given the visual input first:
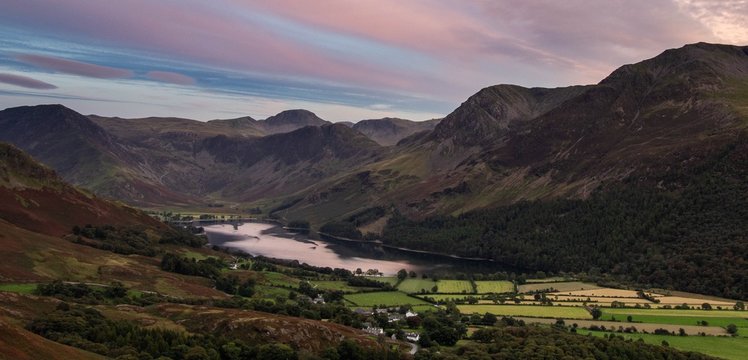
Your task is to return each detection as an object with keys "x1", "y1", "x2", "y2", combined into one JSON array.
[
  {"x1": 474, "y1": 281, "x2": 514, "y2": 294},
  {"x1": 582, "y1": 330, "x2": 748, "y2": 360},
  {"x1": 344, "y1": 291, "x2": 430, "y2": 307},
  {"x1": 397, "y1": 279, "x2": 438, "y2": 294},
  {"x1": 457, "y1": 304, "x2": 592, "y2": 319},
  {"x1": 436, "y1": 280, "x2": 474, "y2": 293},
  {"x1": 309, "y1": 281, "x2": 363, "y2": 293},
  {"x1": 0, "y1": 283, "x2": 37, "y2": 294}
]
